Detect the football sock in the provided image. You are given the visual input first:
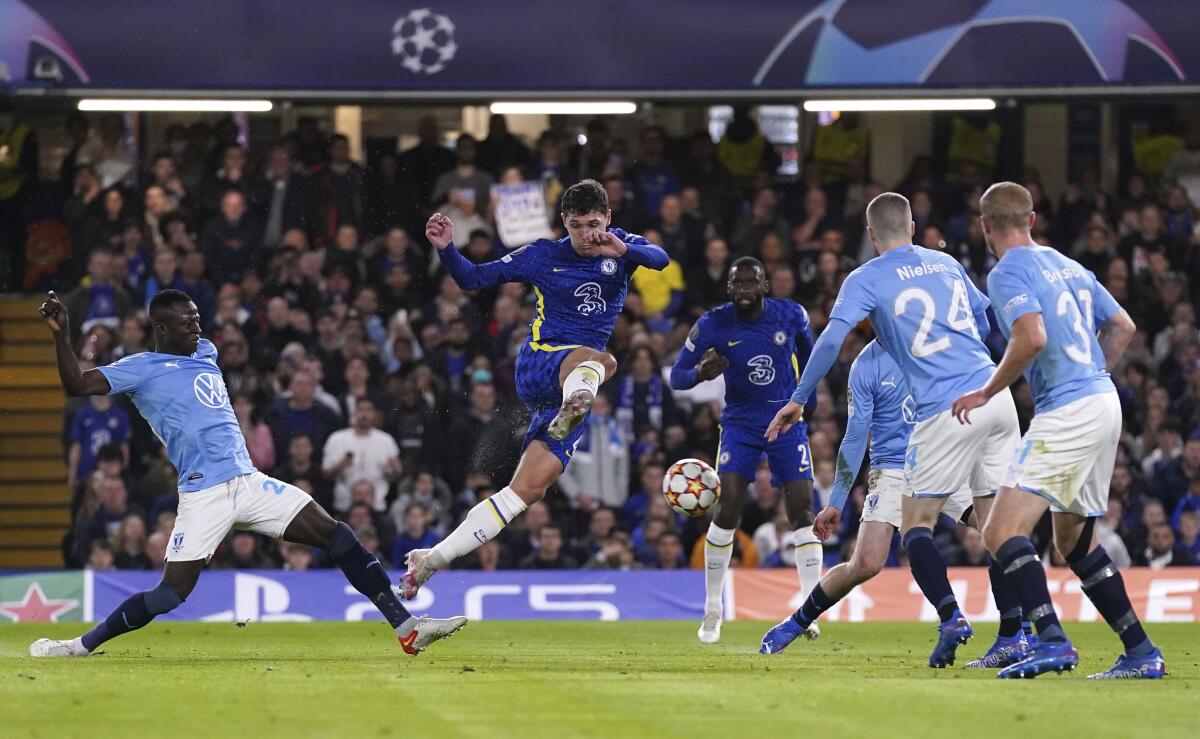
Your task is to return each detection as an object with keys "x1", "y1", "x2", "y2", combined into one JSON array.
[
  {"x1": 793, "y1": 526, "x2": 823, "y2": 603},
  {"x1": 429, "y1": 486, "x2": 528, "y2": 568},
  {"x1": 1022, "y1": 621, "x2": 1035, "y2": 638},
  {"x1": 792, "y1": 584, "x2": 835, "y2": 629},
  {"x1": 80, "y1": 582, "x2": 183, "y2": 652},
  {"x1": 987, "y1": 554, "x2": 1023, "y2": 638},
  {"x1": 902, "y1": 527, "x2": 959, "y2": 623},
  {"x1": 329, "y1": 521, "x2": 416, "y2": 633},
  {"x1": 1068, "y1": 545, "x2": 1155, "y2": 656},
  {"x1": 562, "y1": 360, "x2": 605, "y2": 400},
  {"x1": 703, "y1": 523, "x2": 736, "y2": 614},
  {"x1": 996, "y1": 536, "x2": 1067, "y2": 644}
]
